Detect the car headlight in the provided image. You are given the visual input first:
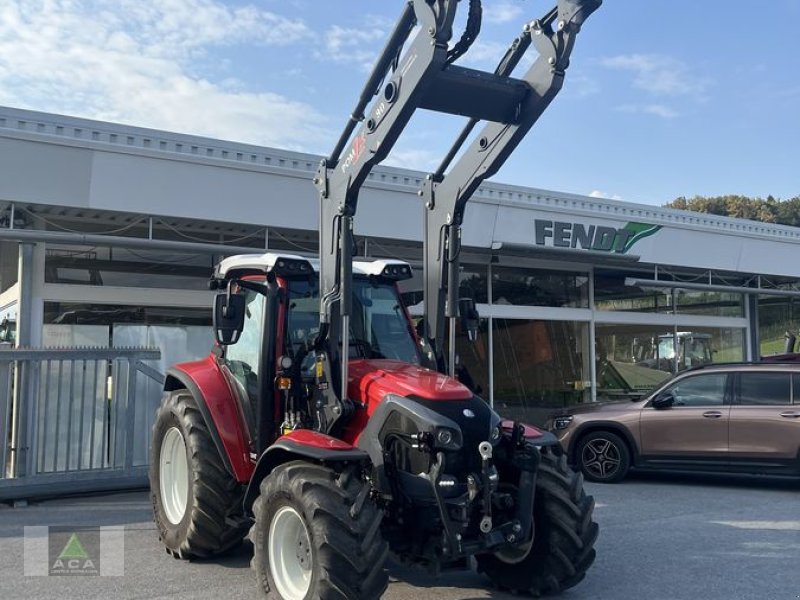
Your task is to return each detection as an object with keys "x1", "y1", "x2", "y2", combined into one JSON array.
[{"x1": 552, "y1": 415, "x2": 574, "y2": 430}]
